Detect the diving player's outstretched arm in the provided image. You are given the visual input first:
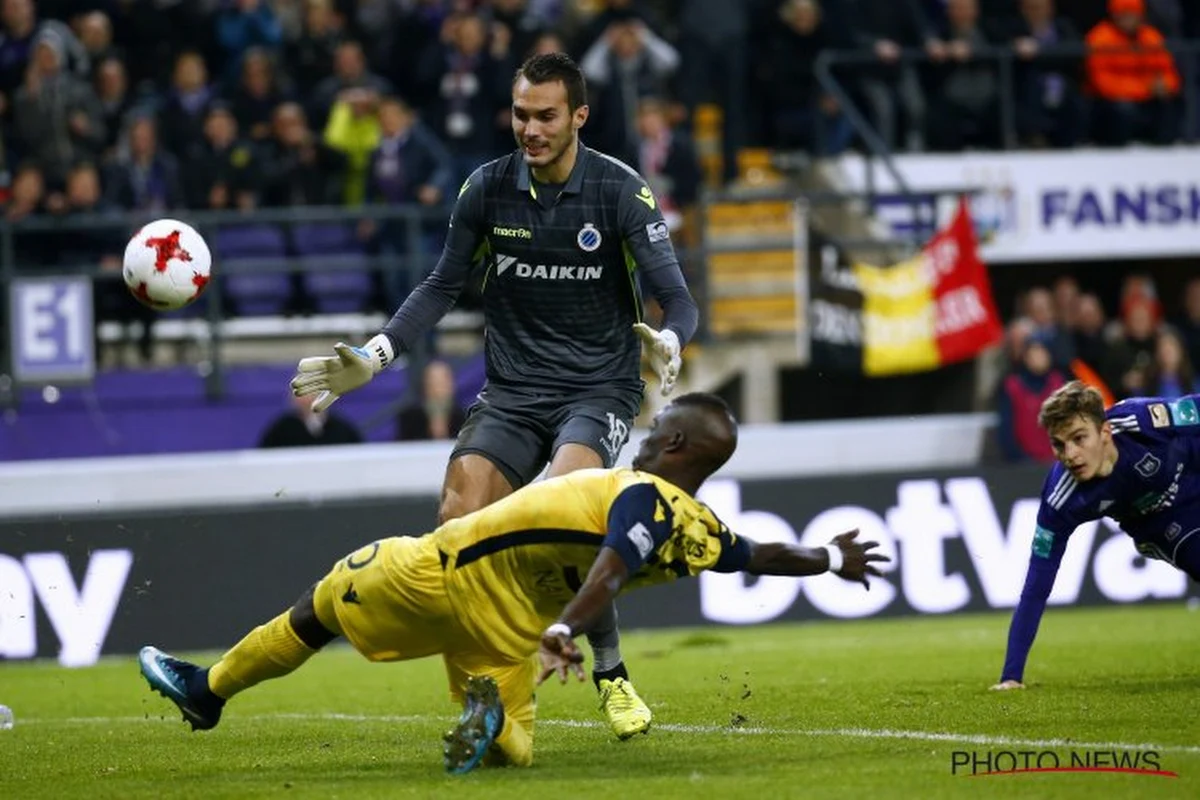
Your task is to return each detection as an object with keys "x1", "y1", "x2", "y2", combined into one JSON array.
[
  {"x1": 289, "y1": 170, "x2": 487, "y2": 410},
  {"x1": 992, "y1": 520, "x2": 1070, "y2": 690},
  {"x1": 536, "y1": 485, "x2": 887, "y2": 684}
]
